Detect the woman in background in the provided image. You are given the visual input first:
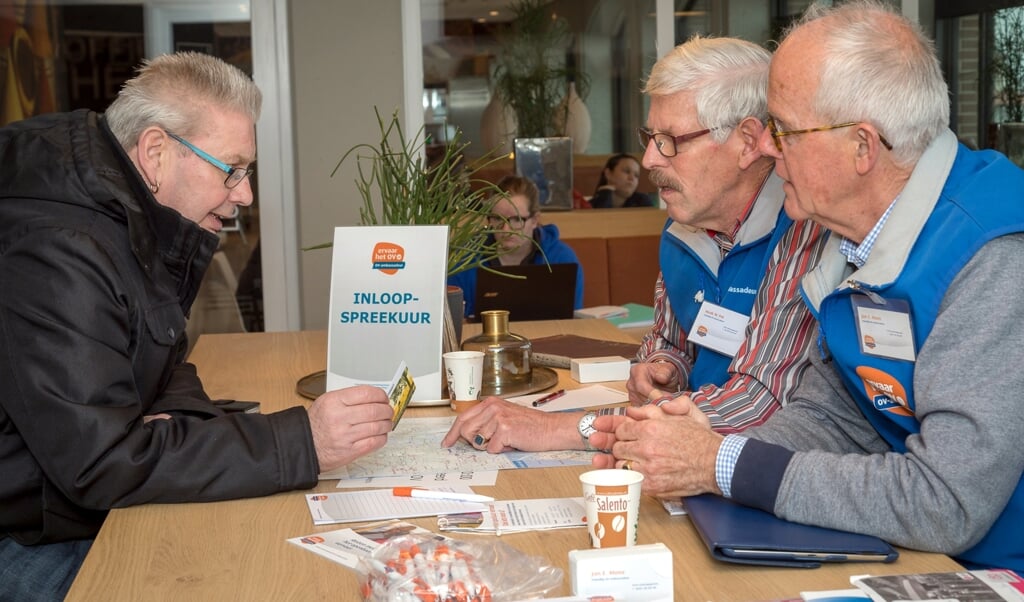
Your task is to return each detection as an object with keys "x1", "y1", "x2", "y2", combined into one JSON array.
[
  {"x1": 448, "y1": 175, "x2": 584, "y2": 318},
  {"x1": 590, "y1": 153, "x2": 653, "y2": 208}
]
